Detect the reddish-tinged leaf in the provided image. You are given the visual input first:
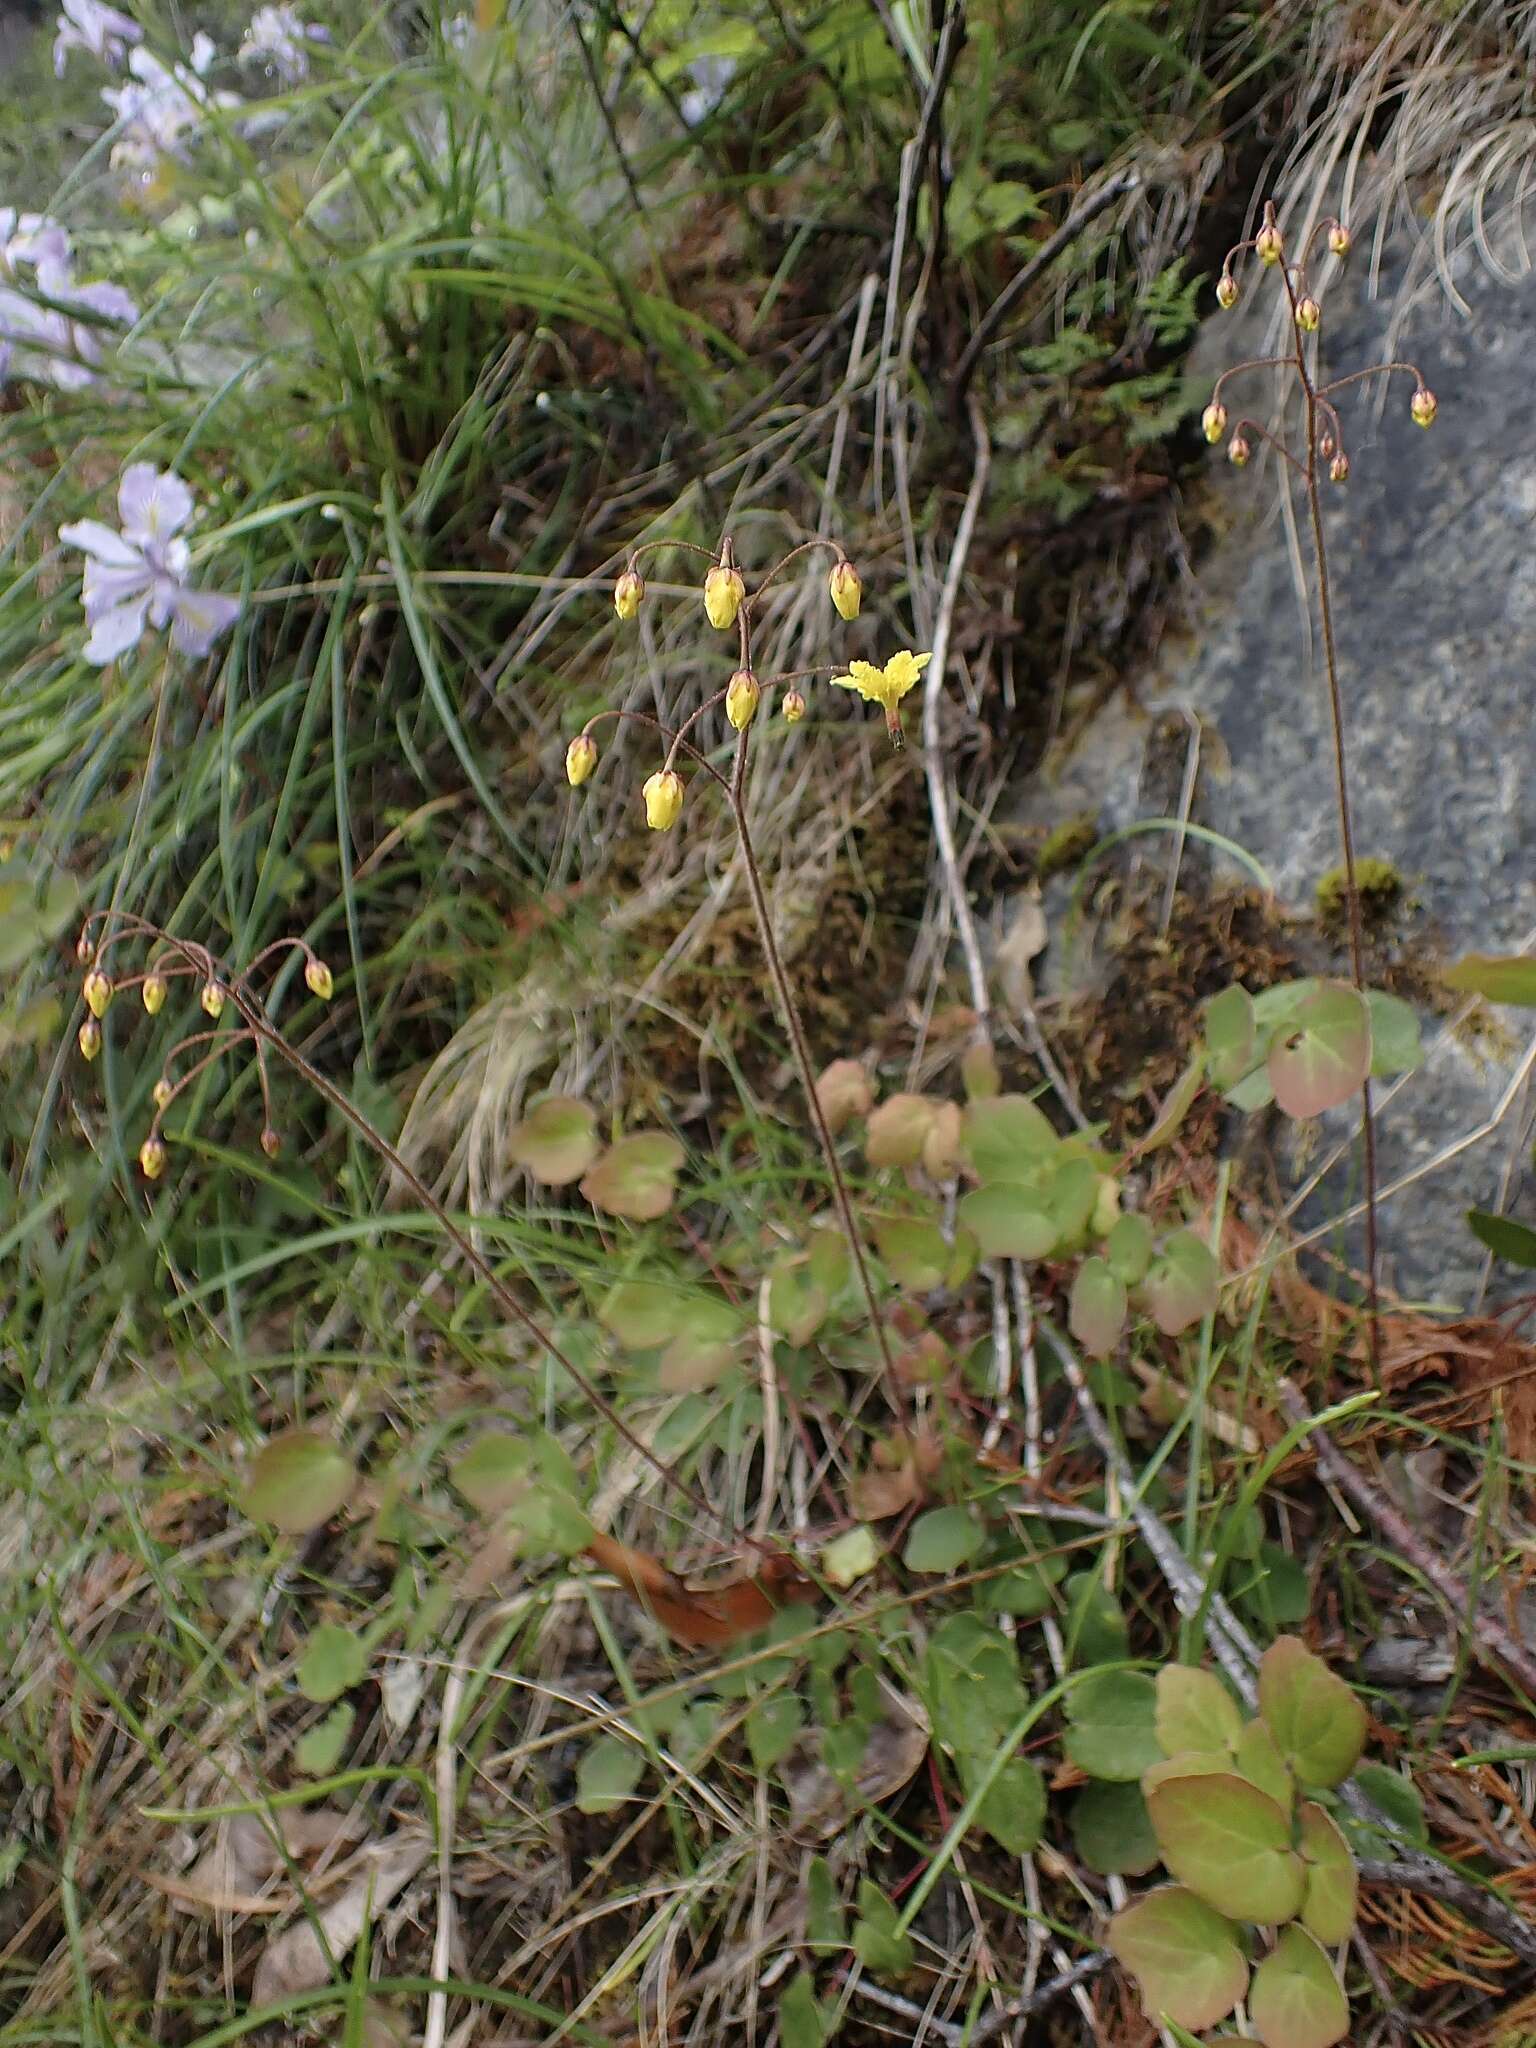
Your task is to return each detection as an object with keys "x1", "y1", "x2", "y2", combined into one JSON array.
[
  {"x1": 580, "y1": 1133, "x2": 685, "y2": 1219},
  {"x1": 1106, "y1": 1885, "x2": 1249, "y2": 2033},
  {"x1": 1155, "y1": 1665, "x2": 1243, "y2": 1757},
  {"x1": 1266, "y1": 983, "x2": 1371, "y2": 1118},
  {"x1": 1257, "y1": 1637, "x2": 1367, "y2": 1788},
  {"x1": 865, "y1": 1093, "x2": 938, "y2": 1167},
  {"x1": 1141, "y1": 1229, "x2": 1220, "y2": 1336},
  {"x1": 815, "y1": 1058, "x2": 874, "y2": 1134},
  {"x1": 1299, "y1": 1801, "x2": 1358, "y2": 1944},
  {"x1": 1249, "y1": 1926, "x2": 1348, "y2": 2048},
  {"x1": 1145, "y1": 1770, "x2": 1306, "y2": 1924},
  {"x1": 507, "y1": 1096, "x2": 597, "y2": 1185},
  {"x1": 241, "y1": 1431, "x2": 354, "y2": 1535},
  {"x1": 1070, "y1": 1256, "x2": 1128, "y2": 1359}
]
